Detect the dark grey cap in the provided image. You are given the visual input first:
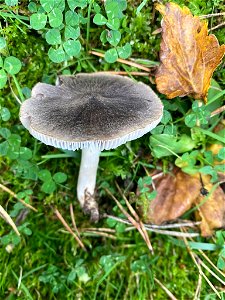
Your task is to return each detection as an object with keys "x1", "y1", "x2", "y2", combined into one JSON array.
[{"x1": 20, "y1": 73, "x2": 163, "y2": 151}]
